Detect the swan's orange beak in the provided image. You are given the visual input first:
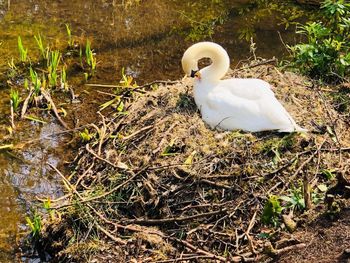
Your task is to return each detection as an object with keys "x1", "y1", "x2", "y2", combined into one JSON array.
[{"x1": 194, "y1": 71, "x2": 201, "y2": 79}]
